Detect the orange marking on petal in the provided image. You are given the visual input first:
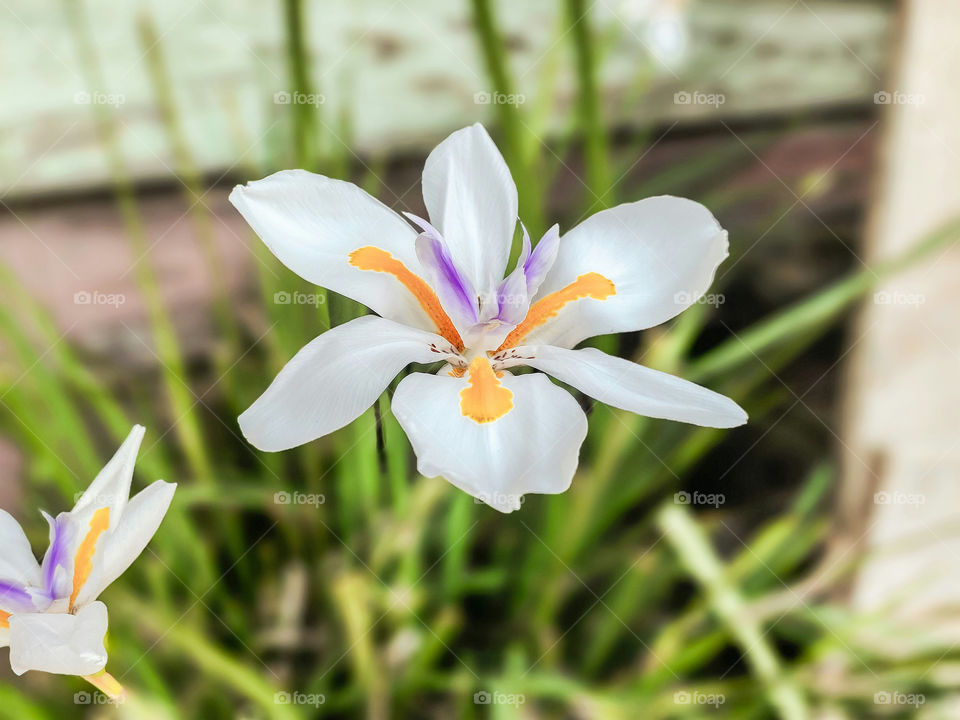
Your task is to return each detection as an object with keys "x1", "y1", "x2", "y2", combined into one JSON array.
[
  {"x1": 0, "y1": 610, "x2": 9, "y2": 628},
  {"x1": 497, "y1": 272, "x2": 615, "y2": 351},
  {"x1": 349, "y1": 246, "x2": 464, "y2": 351},
  {"x1": 69, "y1": 507, "x2": 111, "y2": 610},
  {"x1": 459, "y1": 357, "x2": 513, "y2": 423},
  {"x1": 448, "y1": 366, "x2": 466, "y2": 378}
]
